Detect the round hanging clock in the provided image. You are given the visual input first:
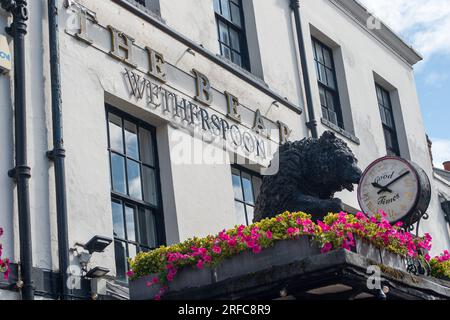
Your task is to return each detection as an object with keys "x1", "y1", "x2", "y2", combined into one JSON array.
[{"x1": 357, "y1": 157, "x2": 431, "y2": 225}]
